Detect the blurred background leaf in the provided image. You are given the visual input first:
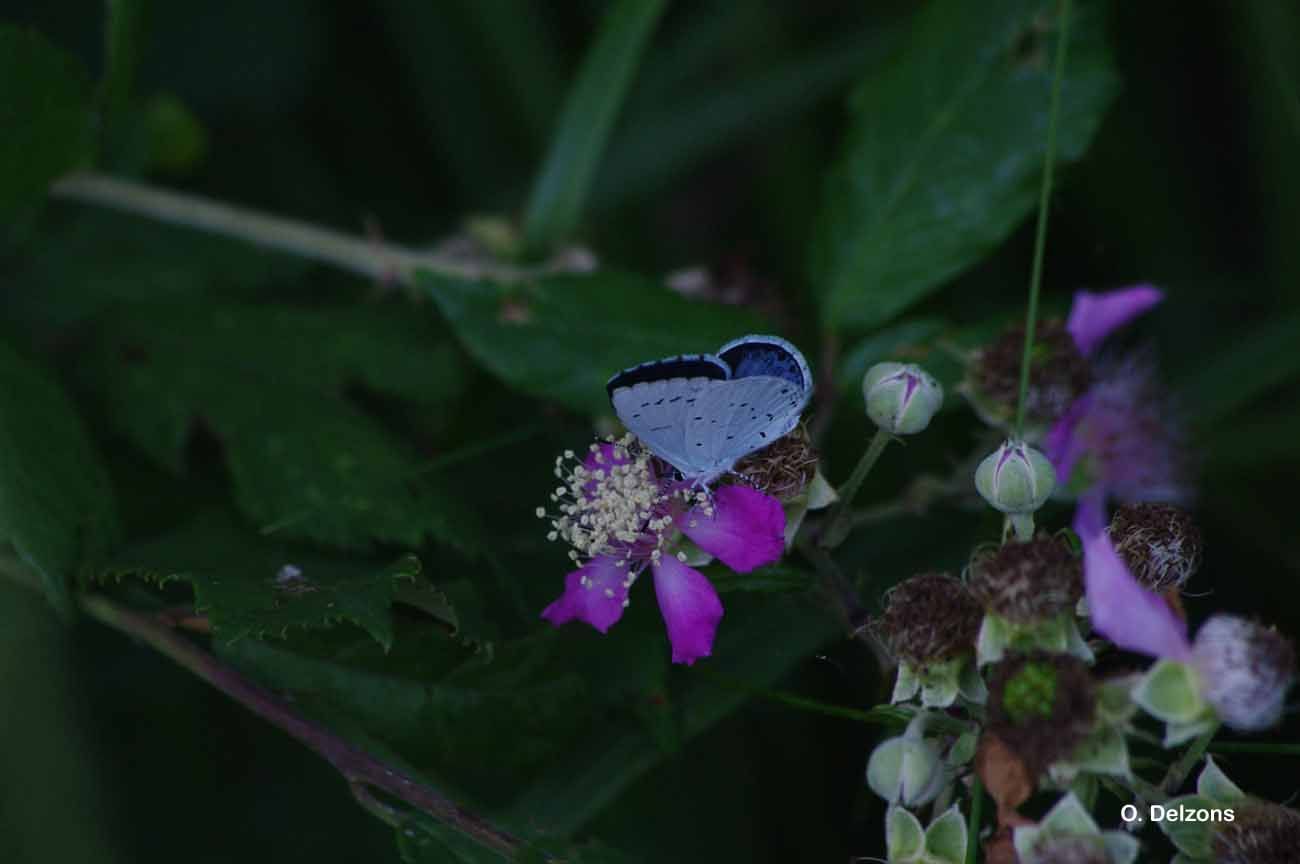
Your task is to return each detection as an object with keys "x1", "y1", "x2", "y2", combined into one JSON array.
[
  {"x1": 0, "y1": 339, "x2": 117, "y2": 614},
  {"x1": 810, "y1": 0, "x2": 1118, "y2": 333}
]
